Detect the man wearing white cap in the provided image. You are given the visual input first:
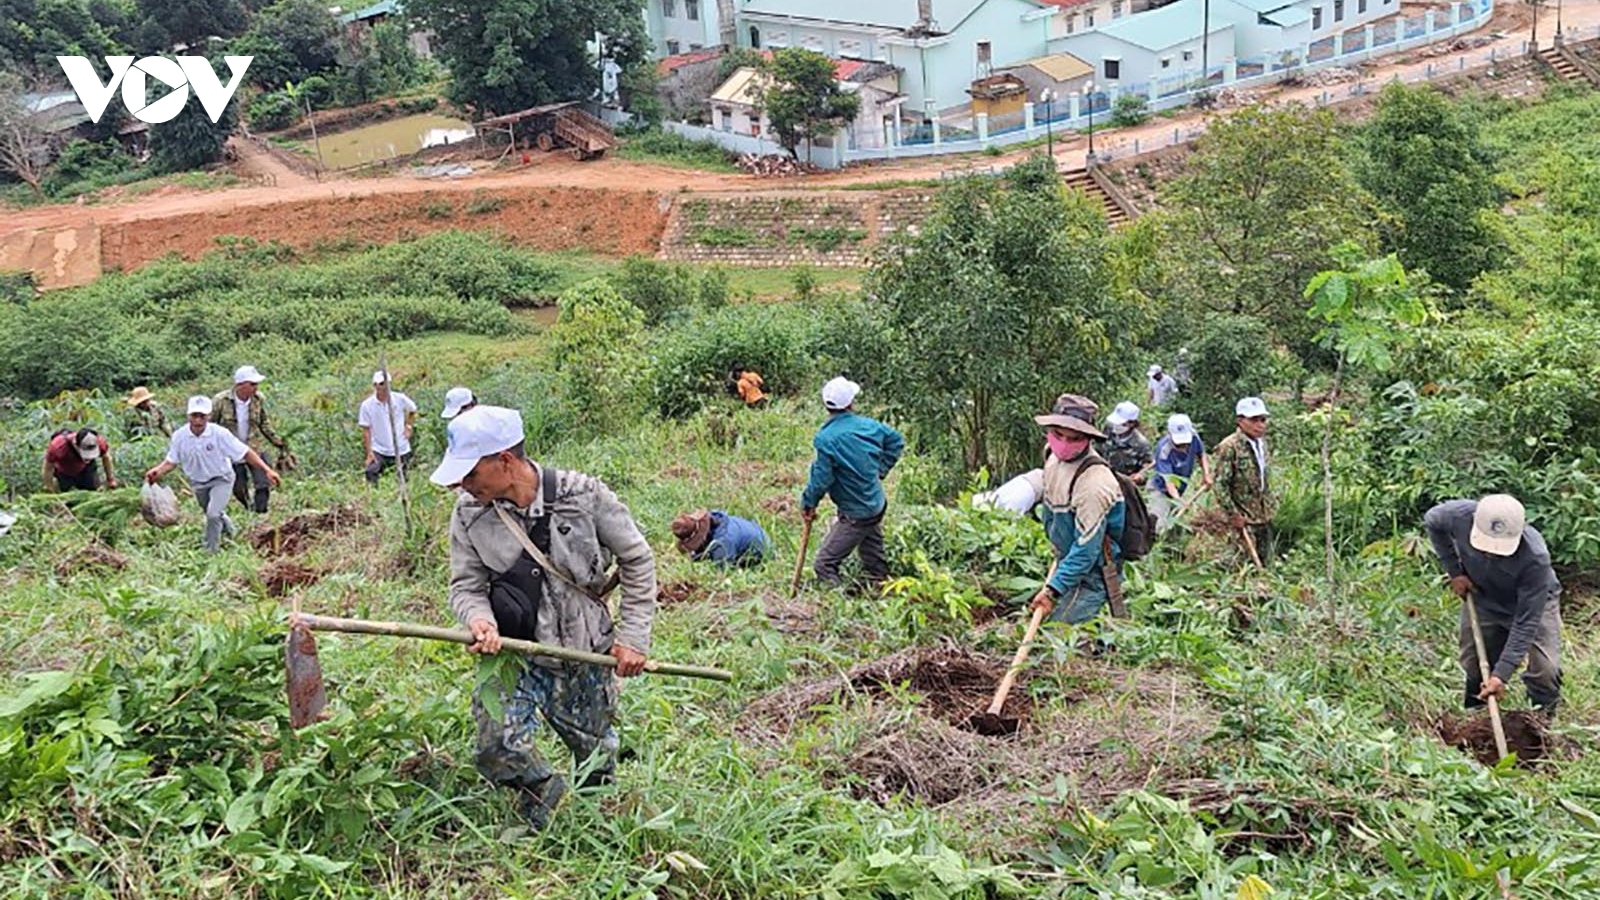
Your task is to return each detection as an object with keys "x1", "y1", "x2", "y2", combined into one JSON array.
[
  {"x1": 800, "y1": 376, "x2": 905, "y2": 589},
  {"x1": 430, "y1": 405, "x2": 657, "y2": 830},
  {"x1": 1425, "y1": 495, "x2": 1562, "y2": 715},
  {"x1": 1148, "y1": 413, "x2": 1213, "y2": 533},
  {"x1": 144, "y1": 396, "x2": 281, "y2": 552},
  {"x1": 1147, "y1": 364, "x2": 1179, "y2": 407},
  {"x1": 1097, "y1": 401, "x2": 1153, "y2": 482},
  {"x1": 211, "y1": 365, "x2": 293, "y2": 513},
  {"x1": 1213, "y1": 396, "x2": 1275, "y2": 562},
  {"x1": 441, "y1": 386, "x2": 477, "y2": 421},
  {"x1": 359, "y1": 371, "x2": 418, "y2": 486}
]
